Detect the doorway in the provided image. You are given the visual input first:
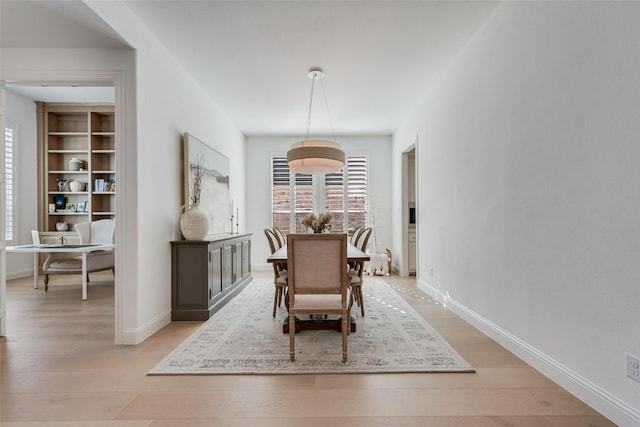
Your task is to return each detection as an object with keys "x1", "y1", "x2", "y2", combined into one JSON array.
[
  {"x1": 401, "y1": 142, "x2": 417, "y2": 277},
  {"x1": 1, "y1": 82, "x2": 118, "y2": 339},
  {"x1": 407, "y1": 148, "x2": 416, "y2": 275}
]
